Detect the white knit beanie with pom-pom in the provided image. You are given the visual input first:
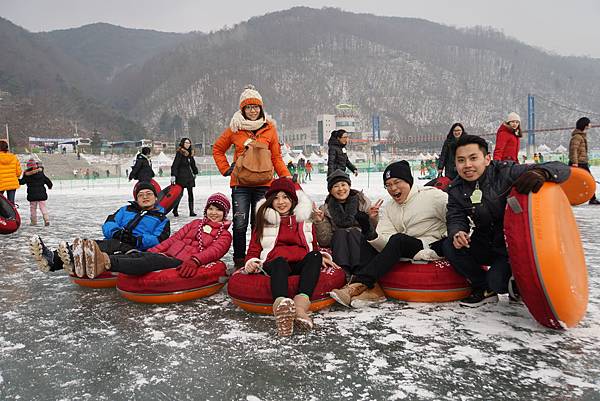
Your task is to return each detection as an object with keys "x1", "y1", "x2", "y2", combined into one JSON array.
[{"x1": 239, "y1": 84, "x2": 263, "y2": 110}]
